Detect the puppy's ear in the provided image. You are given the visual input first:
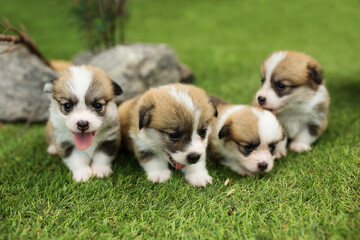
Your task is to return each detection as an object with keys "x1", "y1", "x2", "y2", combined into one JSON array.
[
  {"x1": 208, "y1": 97, "x2": 218, "y2": 118},
  {"x1": 139, "y1": 102, "x2": 154, "y2": 129},
  {"x1": 112, "y1": 80, "x2": 123, "y2": 96},
  {"x1": 44, "y1": 77, "x2": 57, "y2": 93},
  {"x1": 307, "y1": 64, "x2": 323, "y2": 85},
  {"x1": 218, "y1": 123, "x2": 231, "y2": 139}
]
